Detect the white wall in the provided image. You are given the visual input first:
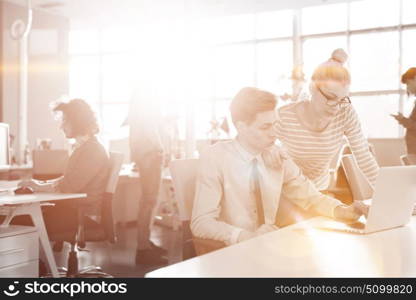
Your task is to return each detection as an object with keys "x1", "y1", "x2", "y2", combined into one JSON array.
[{"x1": 1, "y1": 1, "x2": 69, "y2": 152}]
